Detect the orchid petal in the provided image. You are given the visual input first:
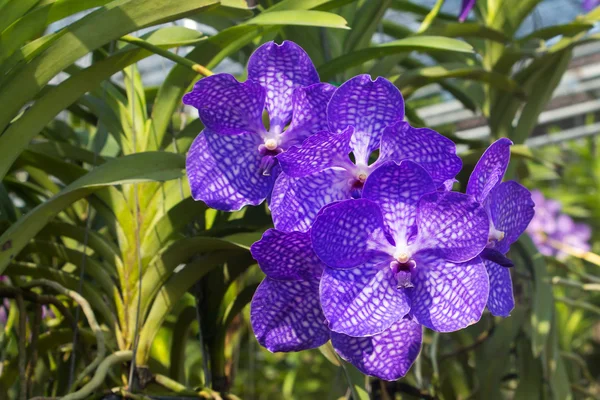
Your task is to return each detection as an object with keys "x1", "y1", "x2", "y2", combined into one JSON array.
[
  {"x1": 271, "y1": 169, "x2": 353, "y2": 233},
  {"x1": 182, "y1": 74, "x2": 265, "y2": 135},
  {"x1": 250, "y1": 229, "x2": 324, "y2": 281},
  {"x1": 410, "y1": 253, "x2": 489, "y2": 332},
  {"x1": 363, "y1": 160, "x2": 436, "y2": 244},
  {"x1": 282, "y1": 83, "x2": 336, "y2": 148},
  {"x1": 248, "y1": 41, "x2": 319, "y2": 132},
  {"x1": 487, "y1": 181, "x2": 535, "y2": 254},
  {"x1": 379, "y1": 121, "x2": 462, "y2": 186},
  {"x1": 327, "y1": 75, "x2": 404, "y2": 164},
  {"x1": 320, "y1": 263, "x2": 410, "y2": 337},
  {"x1": 467, "y1": 138, "x2": 512, "y2": 203},
  {"x1": 251, "y1": 278, "x2": 329, "y2": 352},
  {"x1": 186, "y1": 129, "x2": 276, "y2": 211},
  {"x1": 484, "y1": 259, "x2": 514, "y2": 317},
  {"x1": 277, "y1": 127, "x2": 353, "y2": 178},
  {"x1": 331, "y1": 317, "x2": 422, "y2": 380},
  {"x1": 311, "y1": 199, "x2": 392, "y2": 269},
  {"x1": 416, "y1": 192, "x2": 489, "y2": 262}
]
